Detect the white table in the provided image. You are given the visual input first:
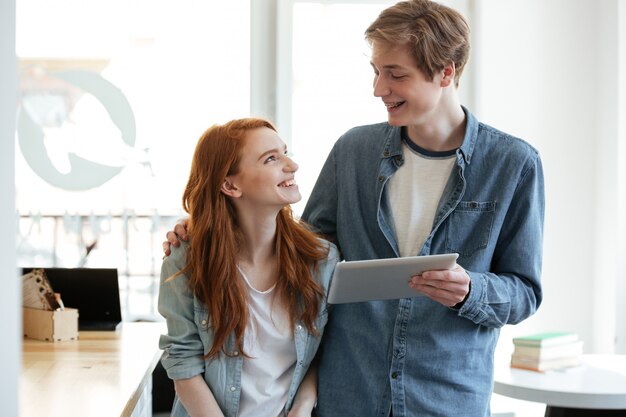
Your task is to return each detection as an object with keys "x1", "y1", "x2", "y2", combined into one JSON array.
[{"x1": 494, "y1": 354, "x2": 626, "y2": 416}]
